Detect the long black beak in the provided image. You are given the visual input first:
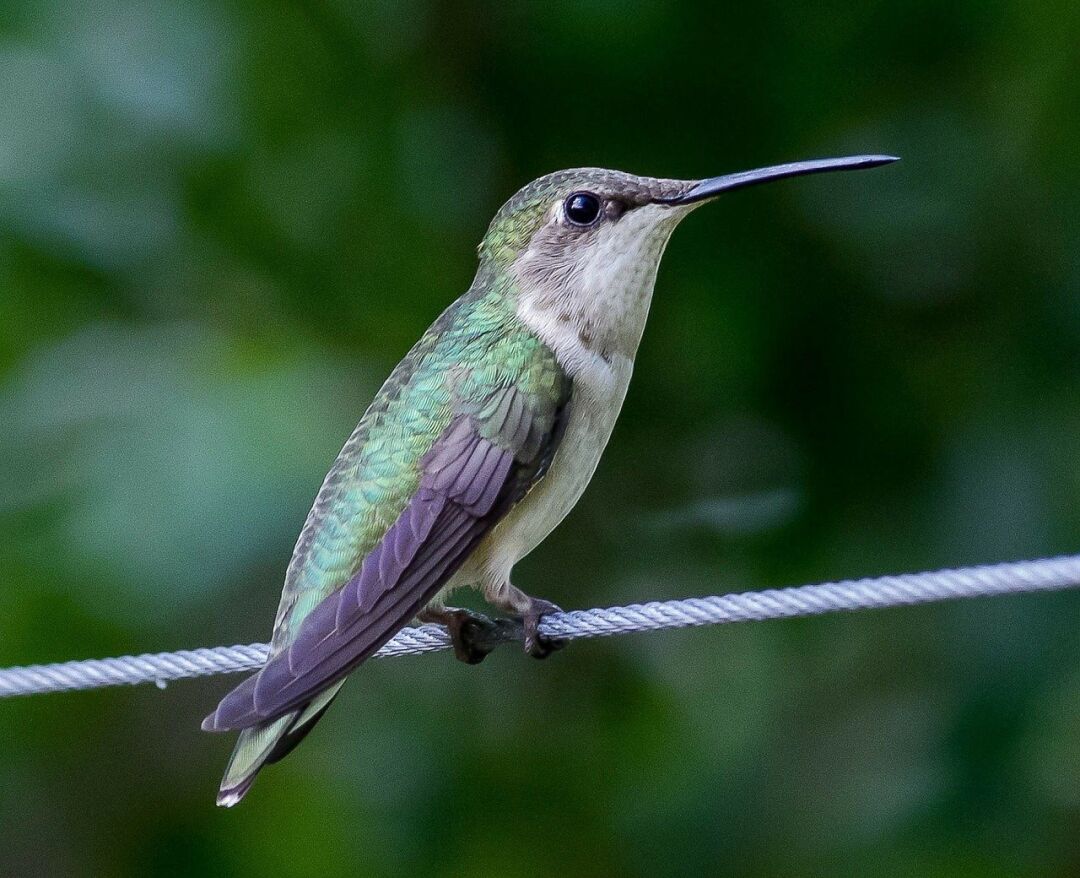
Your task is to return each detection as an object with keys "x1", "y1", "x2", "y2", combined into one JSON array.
[{"x1": 658, "y1": 155, "x2": 899, "y2": 206}]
